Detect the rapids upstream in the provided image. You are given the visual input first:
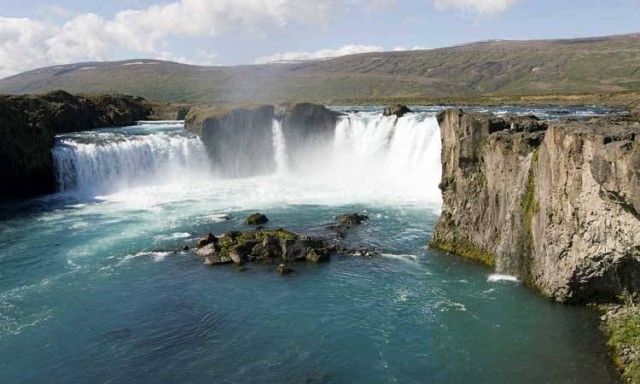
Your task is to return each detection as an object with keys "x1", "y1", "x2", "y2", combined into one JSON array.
[{"x1": 0, "y1": 106, "x2": 620, "y2": 383}]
